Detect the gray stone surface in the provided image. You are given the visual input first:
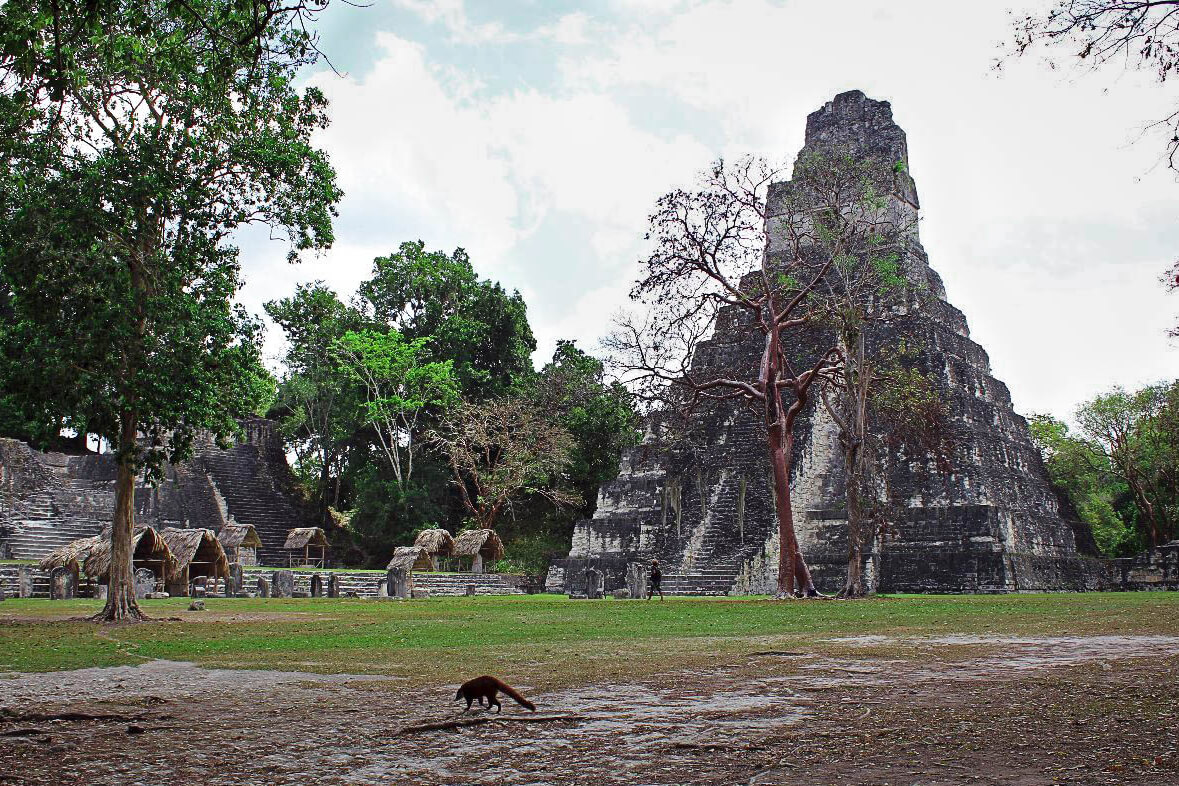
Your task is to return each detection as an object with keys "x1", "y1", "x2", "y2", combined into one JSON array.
[
  {"x1": 387, "y1": 567, "x2": 411, "y2": 599},
  {"x1": 17, "y1": 566, "x2": 33, "y2": 598},
  {"x1": 50, "y1": 566, "x2": 76, "y2": 600},
  {"x1": 228, "y1": 563, "x2": 243, "y2": 595},
  {"x1": 0, "y1": 417, "x2": 315, "y2": 567},
  {"x1": 134, "y1": 568, "x2": 155, "y2": 599},
  {"x1": 612, "y1": 588, "x2": 630, "y2": 600},
  {"x1": 271, "y1": 570, "x2": 294, "y2": 598},
  {"x1": 552, "y1": 90, "x2": 1104, "y2": 597},
  {"x1": 327, "y1": 573, "x2": 340, "y2": 598},
  {"x1": 256, "y1": 576, "x2": 270, "y2": 598},
  {"x1": 310, "y1": 574, "x2": 323, "y2": 598},
  {"x1": 187, "y1": 599, "x2": 205, "y2": 611}
]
